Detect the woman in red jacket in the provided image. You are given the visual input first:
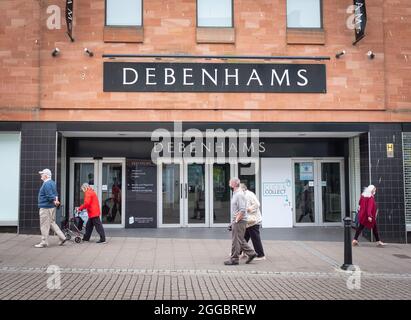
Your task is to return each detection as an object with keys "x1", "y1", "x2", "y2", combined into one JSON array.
[
  {"x1": 352, "y1": 185, "x2": 385, "y2": 247},
  {"x1": 77, "y1": 183, "x2": 106, "y2": 244}
]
